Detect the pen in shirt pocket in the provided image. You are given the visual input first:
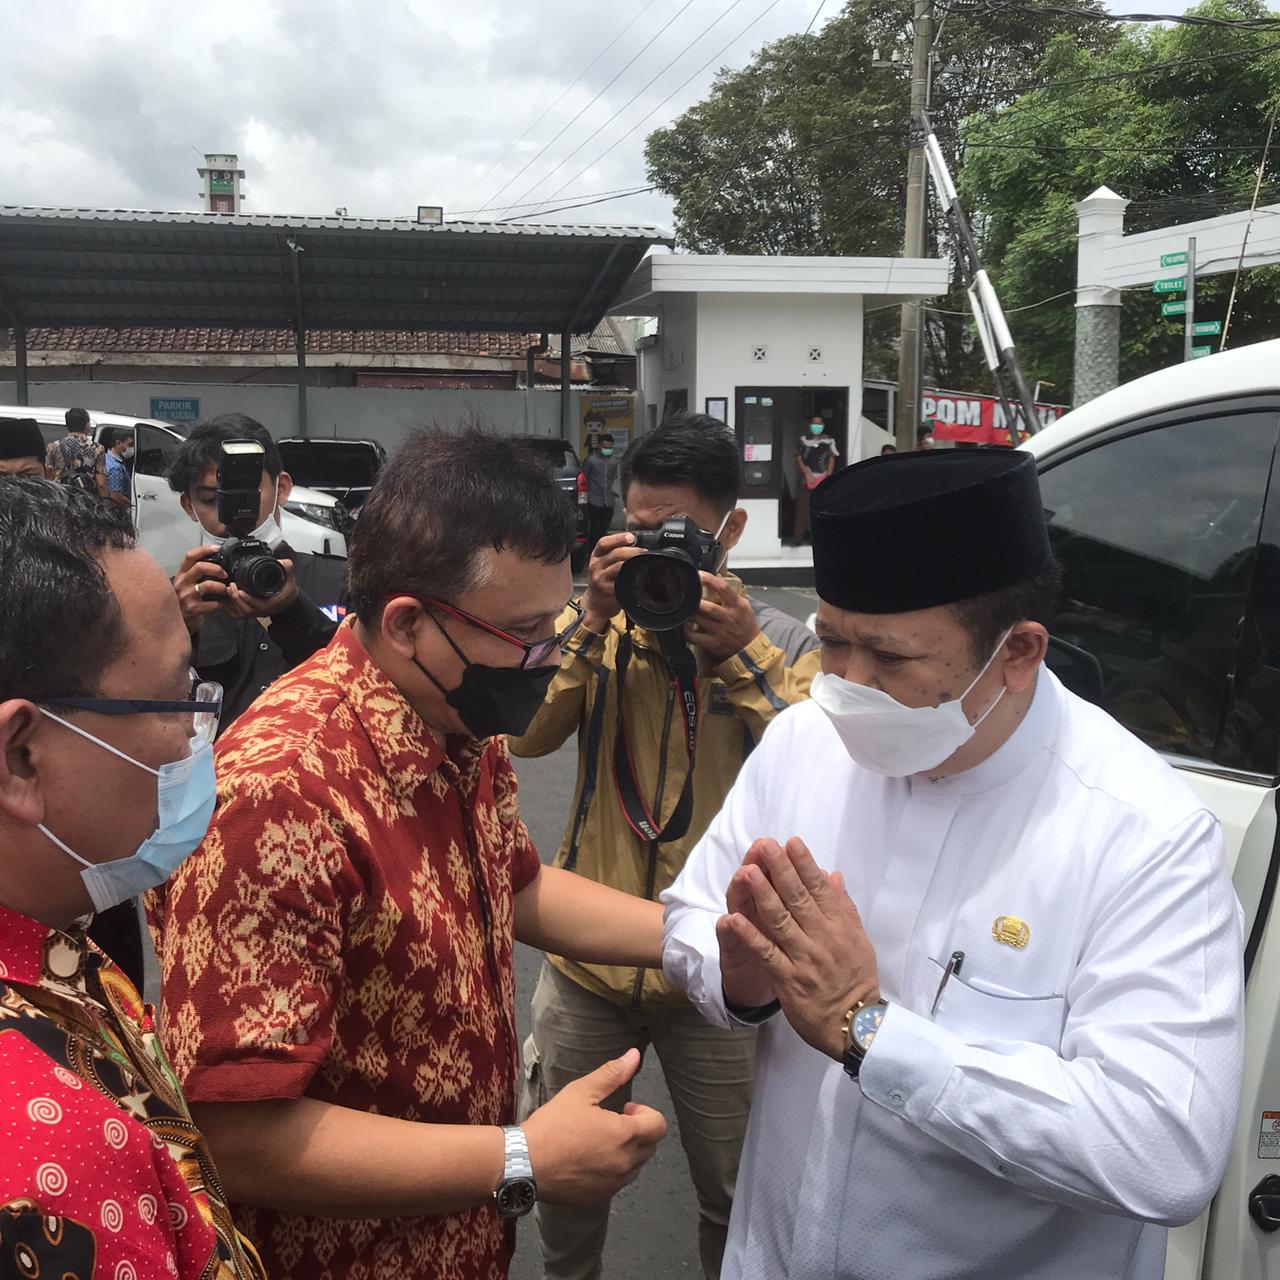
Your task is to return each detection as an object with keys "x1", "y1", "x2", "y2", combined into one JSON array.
[{"x1": 930, "y1": 950, "x2": 965, "y2": 1018}]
